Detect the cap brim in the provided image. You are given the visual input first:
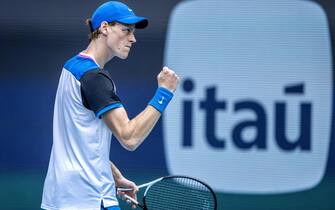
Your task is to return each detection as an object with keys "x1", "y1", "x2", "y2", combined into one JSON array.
[{"x1": 118, "y1": 16, "x2": 148, "y2": 29}]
